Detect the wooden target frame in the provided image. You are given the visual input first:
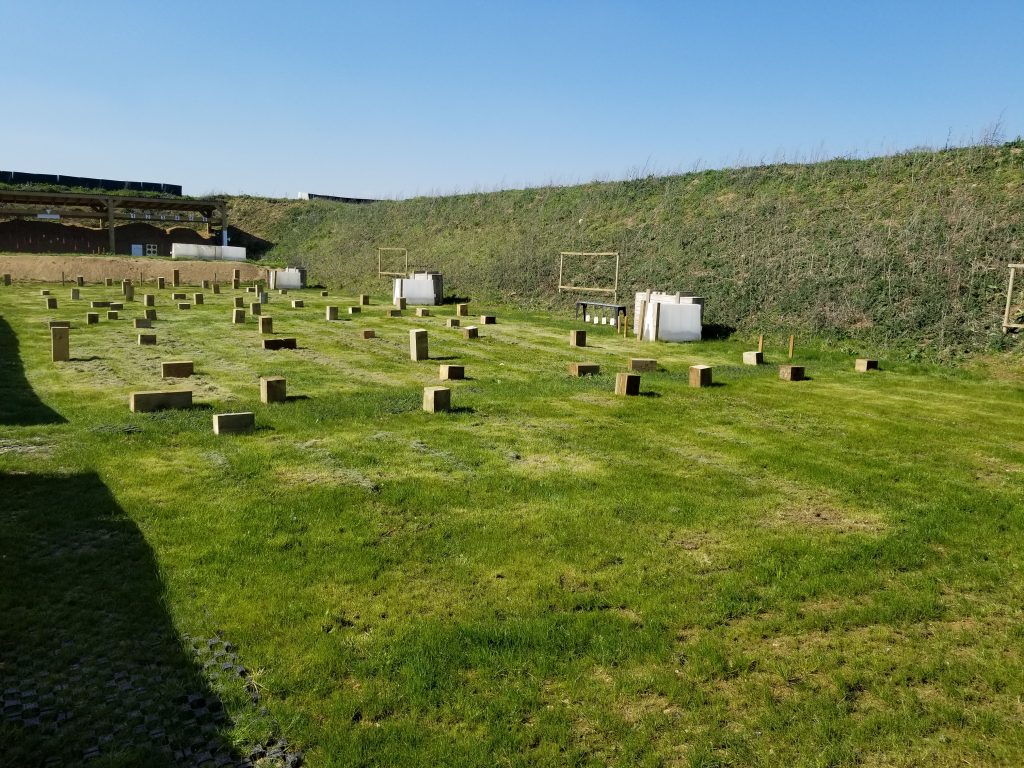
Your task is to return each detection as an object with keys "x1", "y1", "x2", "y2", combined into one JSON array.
[
  {"x1": 1003, "y1": 263, "x2": 1024, "y2": 332},
  {"x1": 557, "y1": 251, "x2": 620, "y2": 302},
  {"x1": 377, "y1": 247, "x2": 409, "y2": 278}
]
